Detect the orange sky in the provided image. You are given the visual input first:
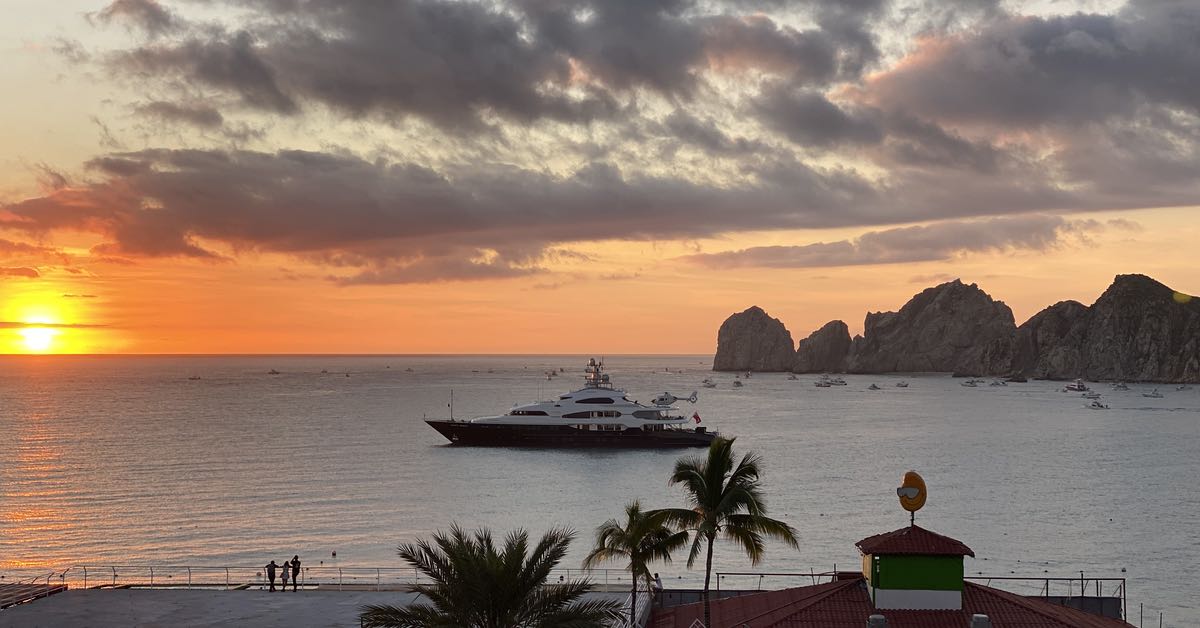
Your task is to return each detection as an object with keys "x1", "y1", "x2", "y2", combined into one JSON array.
[{"x1": 2, "y1": 1, "x2": 1197, "y2": 355}]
